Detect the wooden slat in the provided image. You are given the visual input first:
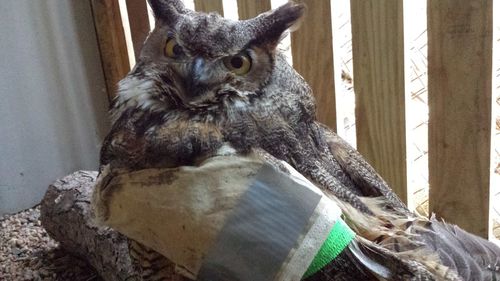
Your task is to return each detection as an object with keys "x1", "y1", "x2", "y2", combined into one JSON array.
[
  {"x1": 350, "y1": 0, "x2": 407, "y2": 202},
  {"x1": 291, "y1": 0, "x2": 337, "y2": 131},
  {"x1": 428, "y1": 0, "x2": 492, "y2": 237},
  {"x1": 91, "y1": 0, "x2": 130, "y2": 100},
  {"x1": 194, "y1": 0, "x2": 224, "y2": 16},
  {"x1": 236, "y1": 0, "x2": 271, "y2": 20},
  {"x1": 126, "y1": 0, "x2": 150, "y2": 59}
]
